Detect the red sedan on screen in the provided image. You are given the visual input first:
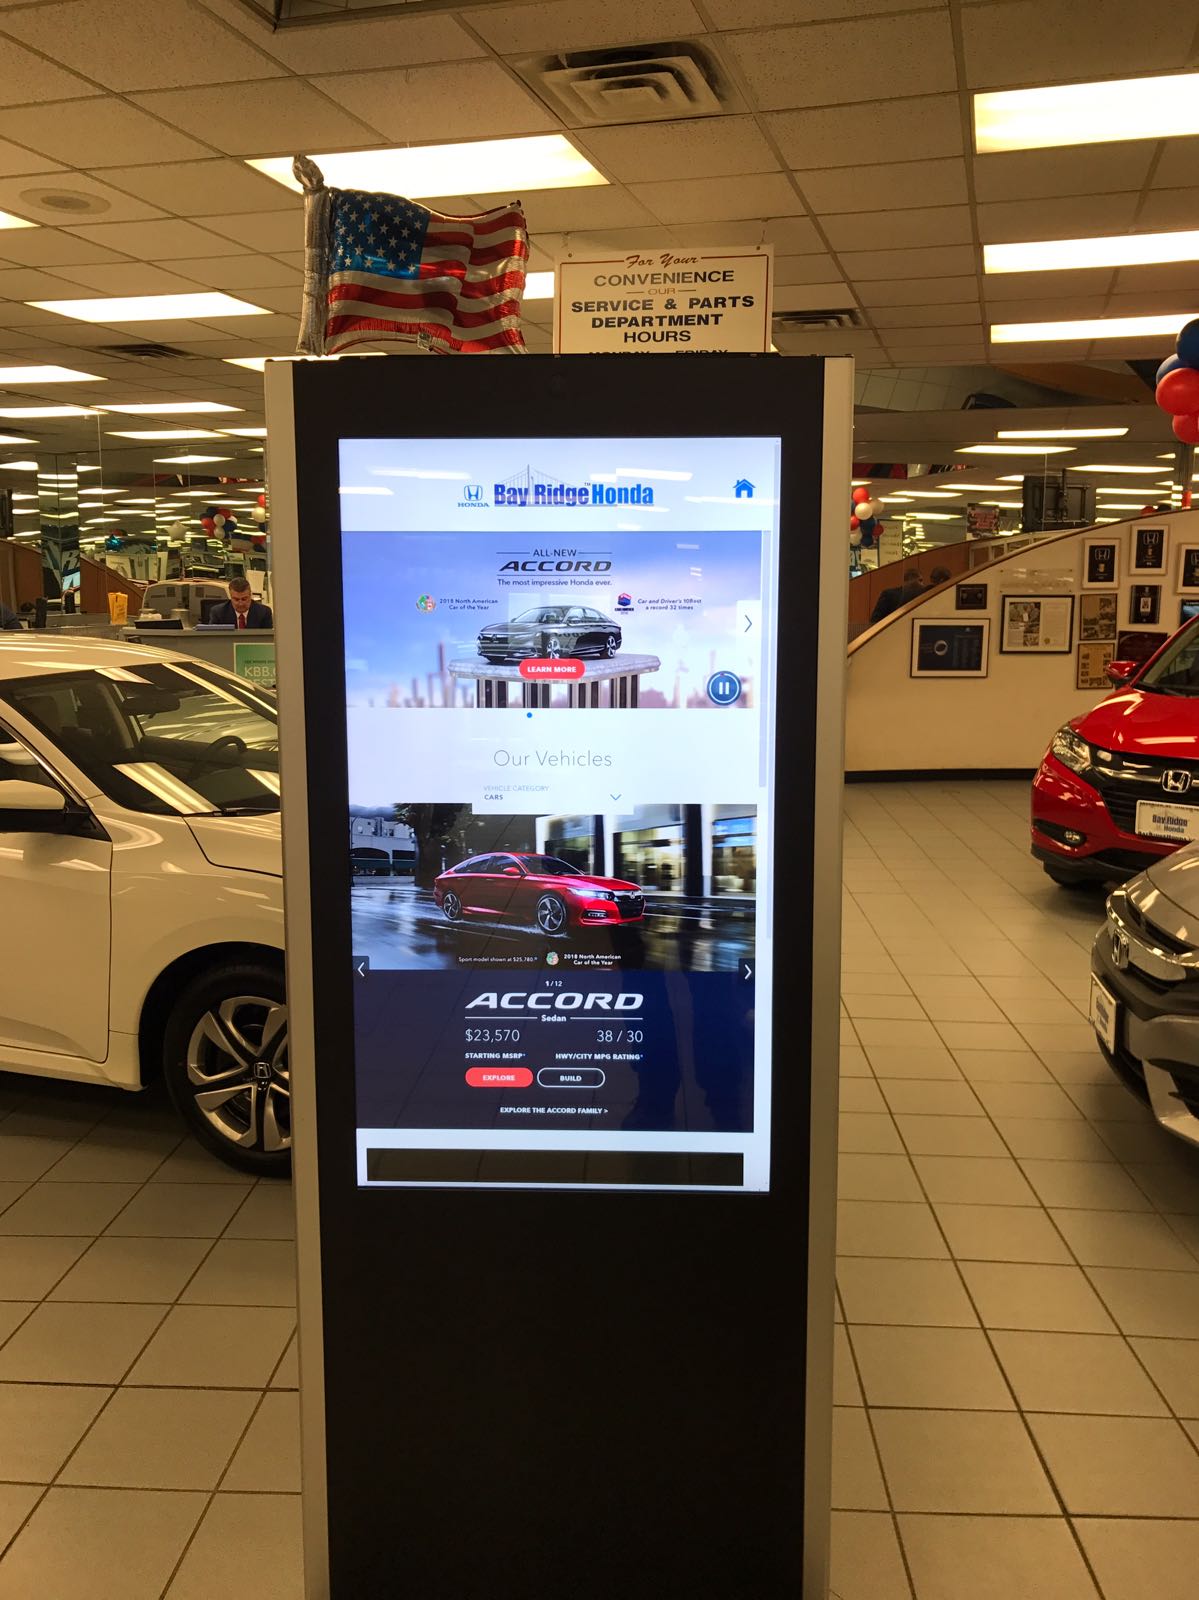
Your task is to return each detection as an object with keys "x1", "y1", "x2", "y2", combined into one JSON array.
[
  {"x1": 1032, "y1": 618, "x2": 1199, "y2": 885},
  {"x1": 434, "y1": 852, "x2": 645, "y2": 935}
]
